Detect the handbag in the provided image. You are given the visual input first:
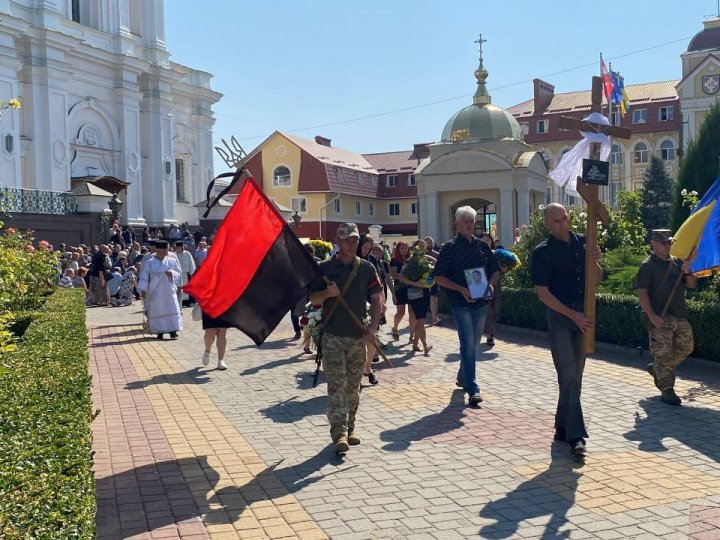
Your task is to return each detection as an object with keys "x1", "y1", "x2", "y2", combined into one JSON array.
[{"x1": 191, "y1": 303, "x2": 202, "y2": 321}]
